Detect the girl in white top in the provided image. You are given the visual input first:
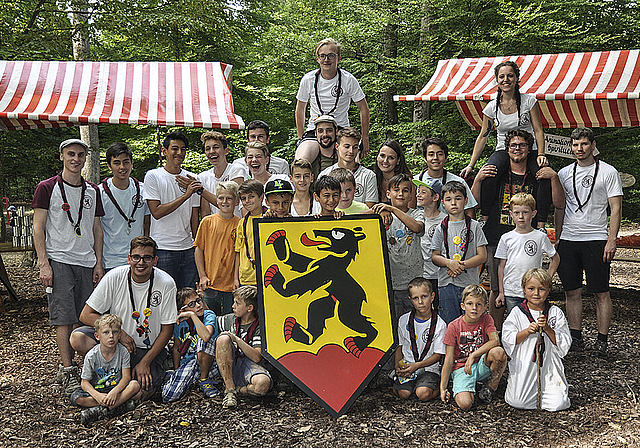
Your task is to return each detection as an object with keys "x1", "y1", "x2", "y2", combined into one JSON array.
[{"x1": 460, "y1": 61, "x2": 548, "y2": 219}]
